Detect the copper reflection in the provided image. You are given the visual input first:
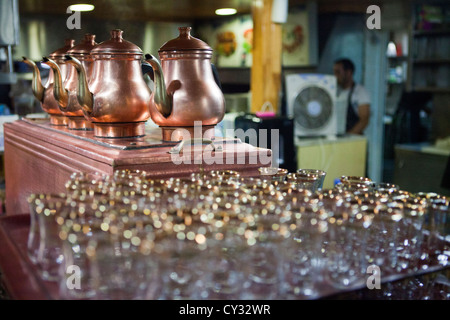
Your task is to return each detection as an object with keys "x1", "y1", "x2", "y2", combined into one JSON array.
[
  {"x1": 67, "y1": 29, "x2": 151, "y2": 138},
  {"x1": 145, "y1": 27, "x2": 225, "y2": 141},
  {"x1": 23, "y1": 39, "x2": 75, "y2": 126},
  {"x1": 51, "y1": 34, "x2": 97, "y2": 130}
]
